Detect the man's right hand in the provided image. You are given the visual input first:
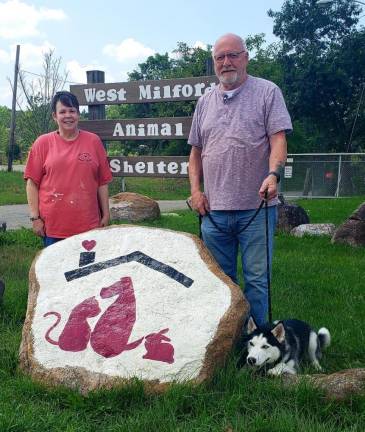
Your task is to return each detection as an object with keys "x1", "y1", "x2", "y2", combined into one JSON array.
[
  {"x1": 32, "y1": 219, "x2": 45, "y2": 237},
  {"x1": 191, "y1": 191, "x2": 210, "y2": 215}
]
